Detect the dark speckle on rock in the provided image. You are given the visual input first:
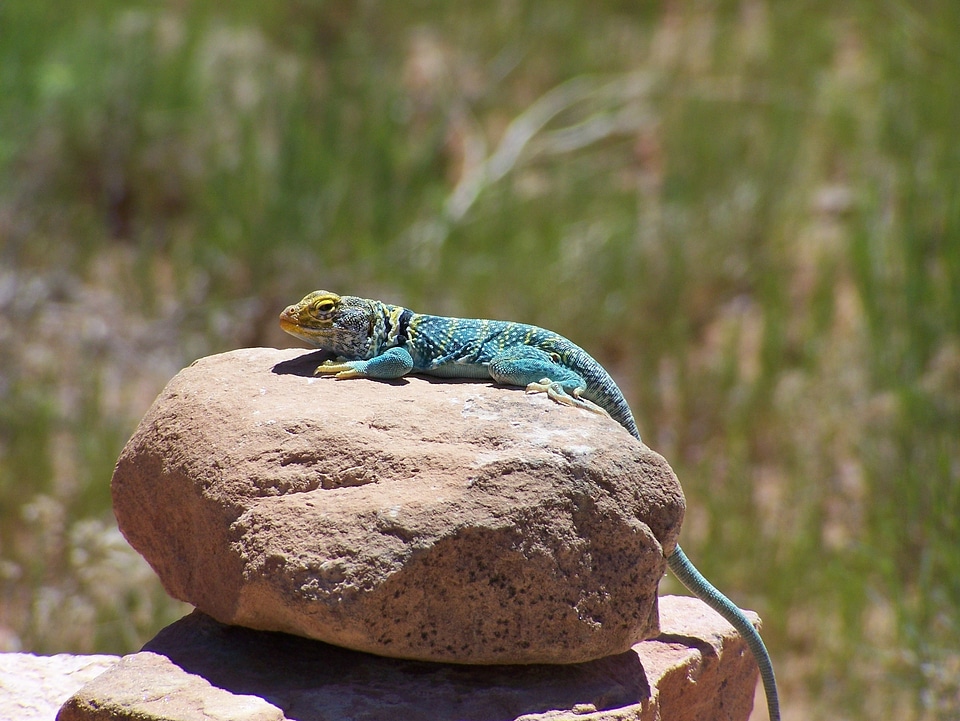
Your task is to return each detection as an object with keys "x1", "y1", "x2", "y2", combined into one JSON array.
[{"x1": 112, "y1": 347, "x2": 685, "y2": 665}]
